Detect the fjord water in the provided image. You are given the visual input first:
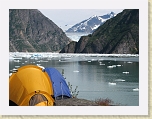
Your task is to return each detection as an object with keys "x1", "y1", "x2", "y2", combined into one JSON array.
[{"x1": 9, "y1": 53, "x2": 139, "y2": 106}]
